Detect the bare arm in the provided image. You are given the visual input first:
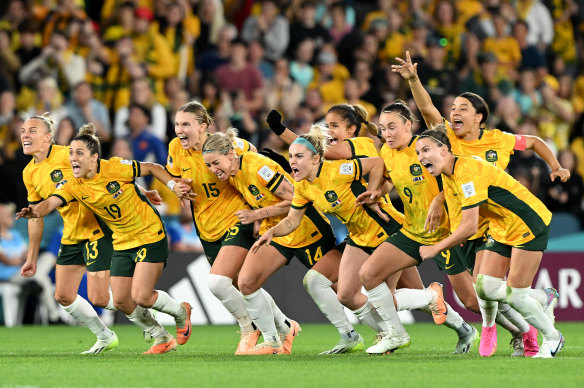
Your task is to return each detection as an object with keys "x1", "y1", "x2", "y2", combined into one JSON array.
[
  {"x1": 324, "y1": 142, "x2": 354, "y2": 160},
  {"x1": 524, "y1": 135, "x2": 570, "y2": 182},
  {"x1": 419, "y1": 206, "x2": 479, "y2": 260},
  {"x1": 20, "y1": 217, "x2": 44, "y2": 277},
  {"x1": 235, "y1": 177, "x2": 295, "y2": 224},
  {"x1": 139, "y1": 162, "x2": 195, "y2": 200},
  {"x1": 250, "y1": 206, "x2": 306, "y2": 253},
  {"x1": 393, "y1": 51, "x2": 442, "y2": 127},
  {"x1": 16, "y1": 196, "x2": 63, "y2": 220},
  {"x1": 358, "y1": 157, "x2": 386, "y2": 194}
]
